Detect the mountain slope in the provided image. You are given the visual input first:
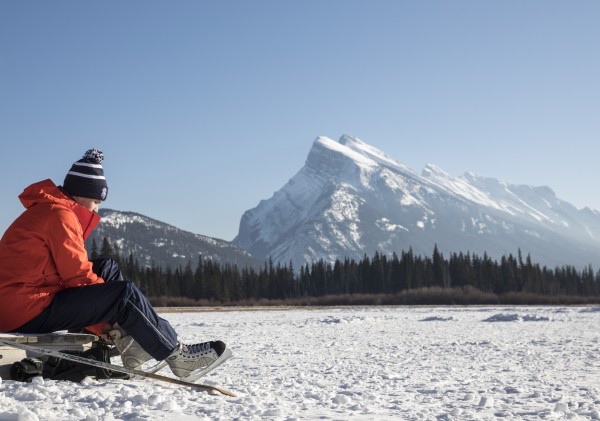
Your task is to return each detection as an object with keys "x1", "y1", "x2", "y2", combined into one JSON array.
[
  {"x1": 87, "y1": 209, "x2": 260, "y2": 269},
  {"x1": 233, "y1": 135, "x2": 600, "y2": 269}
]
